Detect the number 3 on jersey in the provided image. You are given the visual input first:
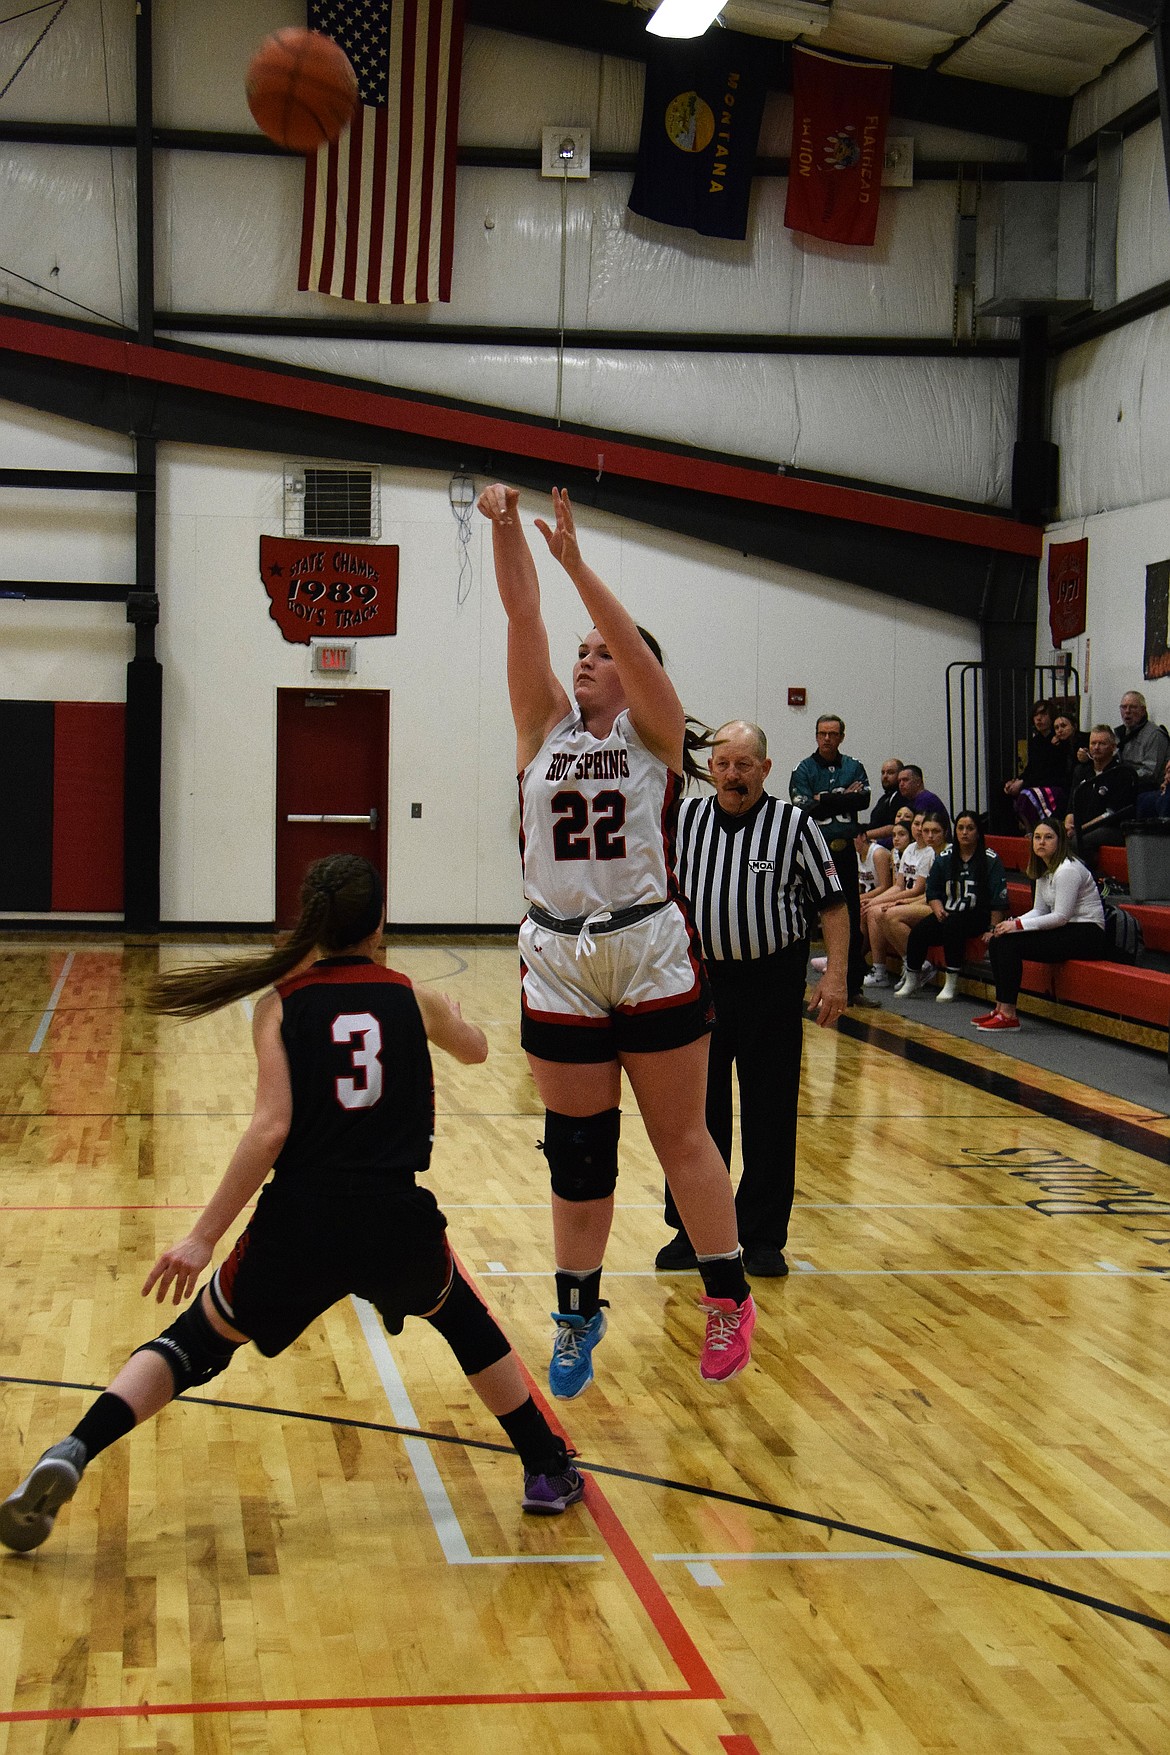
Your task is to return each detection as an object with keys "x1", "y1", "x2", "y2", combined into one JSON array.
[{"x1": 332, "y1": 1012, "x2": 383, "y2": 1109}]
